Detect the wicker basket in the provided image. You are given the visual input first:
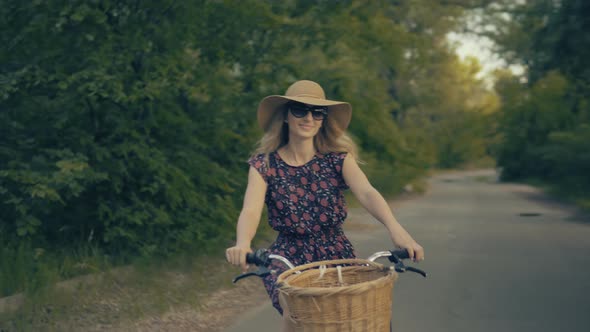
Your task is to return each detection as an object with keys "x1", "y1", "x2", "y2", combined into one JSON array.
[{"x1": 276, "y1": 259, "x2": 398, "y2": 332}]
